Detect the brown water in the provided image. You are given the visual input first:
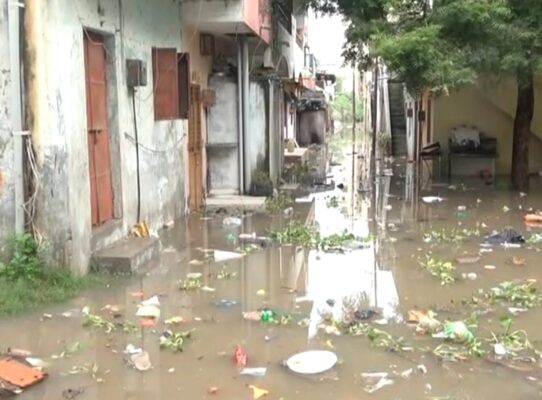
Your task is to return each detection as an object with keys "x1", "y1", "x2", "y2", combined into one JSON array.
[{"x1": 3, "y1": 137, "x2": 542, "y2": 399}]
